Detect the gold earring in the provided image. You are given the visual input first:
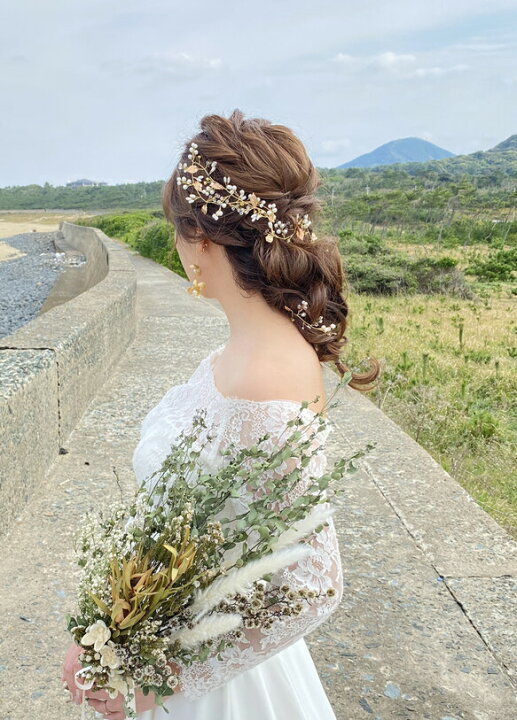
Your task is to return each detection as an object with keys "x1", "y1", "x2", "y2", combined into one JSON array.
[{"x1": 186, "y1": 263, "x2": 205, "y2": 297}]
